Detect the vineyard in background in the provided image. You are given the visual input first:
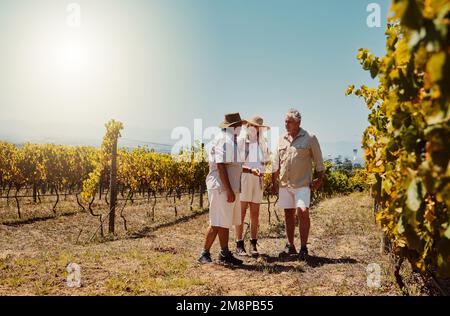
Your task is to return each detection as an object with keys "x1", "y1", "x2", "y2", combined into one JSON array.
[
  {"x1": 347, "y1": 0, "x2": 450, "y2": 279},
  {"x1": 0, "y1": 126, "x2": 209, "y2": 233},
  {"x1": 0, "y1": 120, "x2": 368, "y2": 237}
]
